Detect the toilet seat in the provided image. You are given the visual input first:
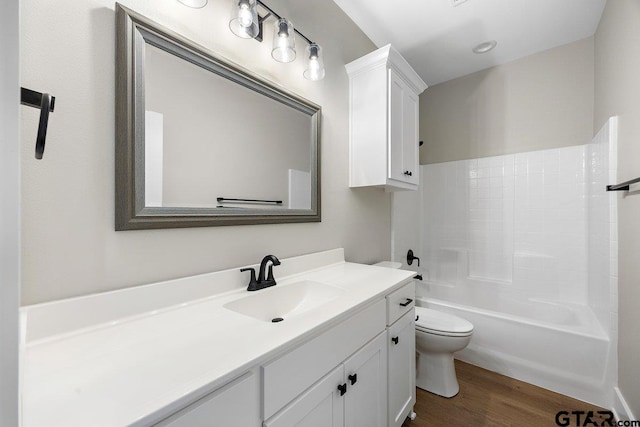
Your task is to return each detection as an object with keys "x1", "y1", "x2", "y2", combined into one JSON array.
[{"x1": 415, "y1": 306, "x2": 473, "y2": 337}]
